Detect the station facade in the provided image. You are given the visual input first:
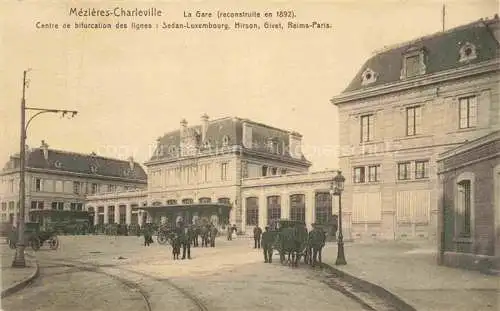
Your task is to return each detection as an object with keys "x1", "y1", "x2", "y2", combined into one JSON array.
[{"x1": 85, "y1": 116, "x2": 340, "y2": 234}]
